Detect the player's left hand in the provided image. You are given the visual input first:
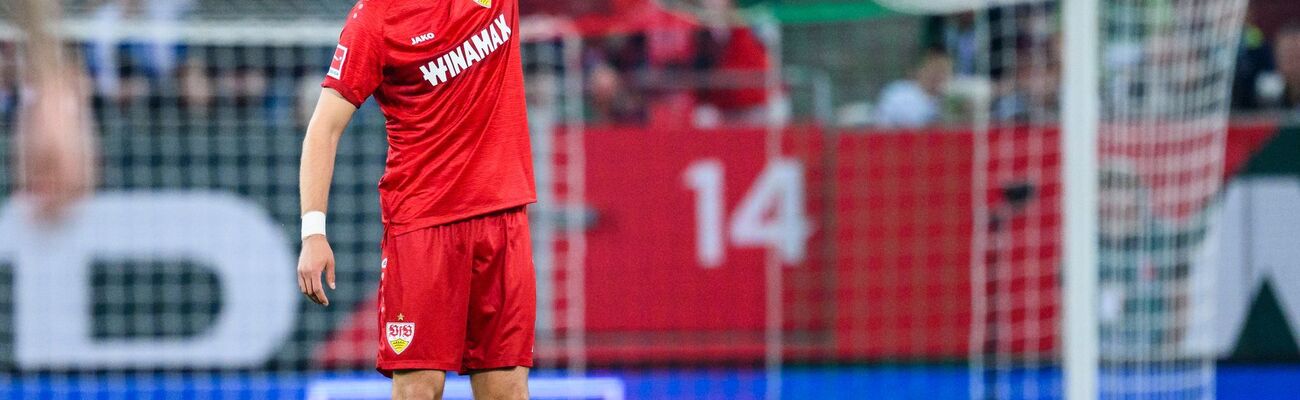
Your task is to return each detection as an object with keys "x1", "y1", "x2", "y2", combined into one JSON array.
[{"x1": 297, "y1": 234, "x2": 336, "y2": 306}]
